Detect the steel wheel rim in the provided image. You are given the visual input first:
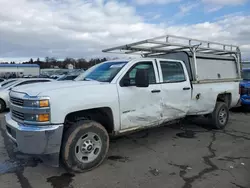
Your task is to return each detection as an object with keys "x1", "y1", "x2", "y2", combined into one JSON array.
[
  {"x1": 219, "y1": 107, "x2": 227, "y2": 125},
  {"x1": 75, "y1": 132, "x2": 102, "y2": 163}
]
